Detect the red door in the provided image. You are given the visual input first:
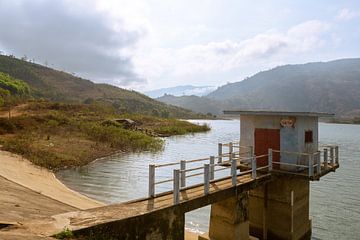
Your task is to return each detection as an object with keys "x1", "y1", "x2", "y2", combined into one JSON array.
[{"x1": 254, "y1": 128, "x2": 280, "y2": 167}]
